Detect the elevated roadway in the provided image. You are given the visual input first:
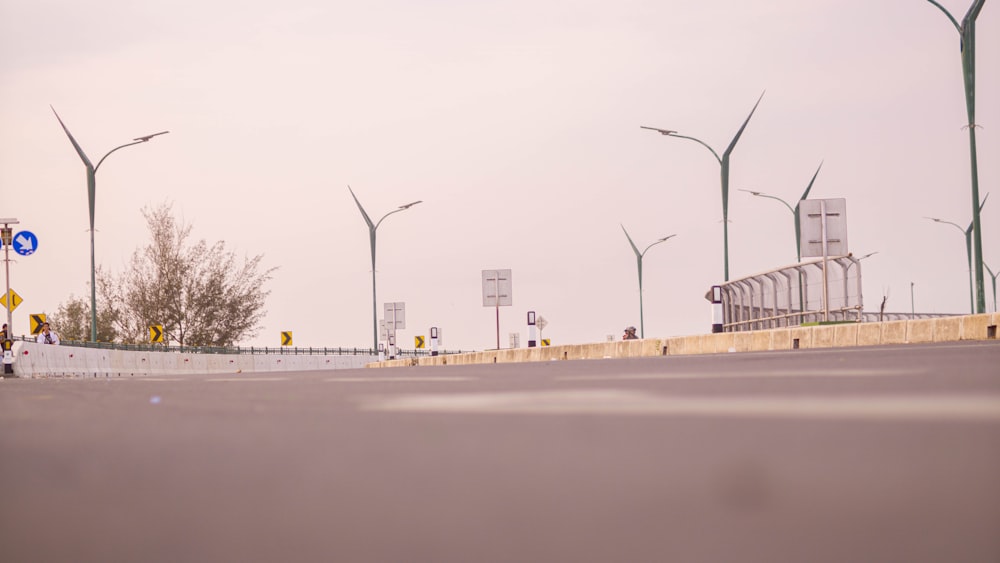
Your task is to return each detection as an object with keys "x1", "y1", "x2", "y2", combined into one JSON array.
[{"x1": 1, "y1": 341, "x2": 998, "y2": 562}]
